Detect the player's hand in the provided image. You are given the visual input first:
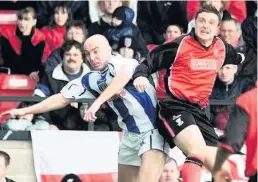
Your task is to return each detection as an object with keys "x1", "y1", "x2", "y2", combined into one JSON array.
[
  {"x1": 83, "y1": 102, "x2": 101, "y2": 122},
  {"x1": 0, "y1": 108, "x2": 27, "y2": 118},
  {"x1": 29, "y1": 71, "x2": 39, "y2": 82},
  {"x1": 133, "y1": 76, "x2": 149, "y2": 92},
  {"x1": 213, "y1": 169, "x2": 232, "y2": 182}
]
